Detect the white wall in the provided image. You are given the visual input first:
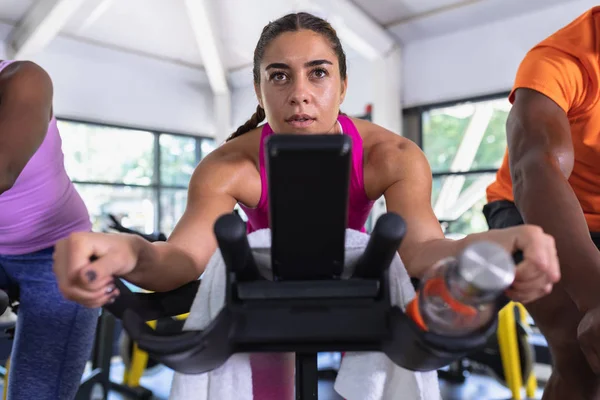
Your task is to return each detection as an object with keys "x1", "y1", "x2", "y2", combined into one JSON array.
[
  {"x1": 230, "y1": 54, "x2": 375, "y2": 130},
  {"x1": 0, "y1": 22, "x2": 214, "y2": 136},
  {"x1": 402, "y1": 0, "x2": 598, "y2": 107},
  {"x1": 231, "y1": 71, "x2": 258, "y2": 132},
  {"x1": 344, "y1": 55, "x2": 374, "y2": 116}
]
